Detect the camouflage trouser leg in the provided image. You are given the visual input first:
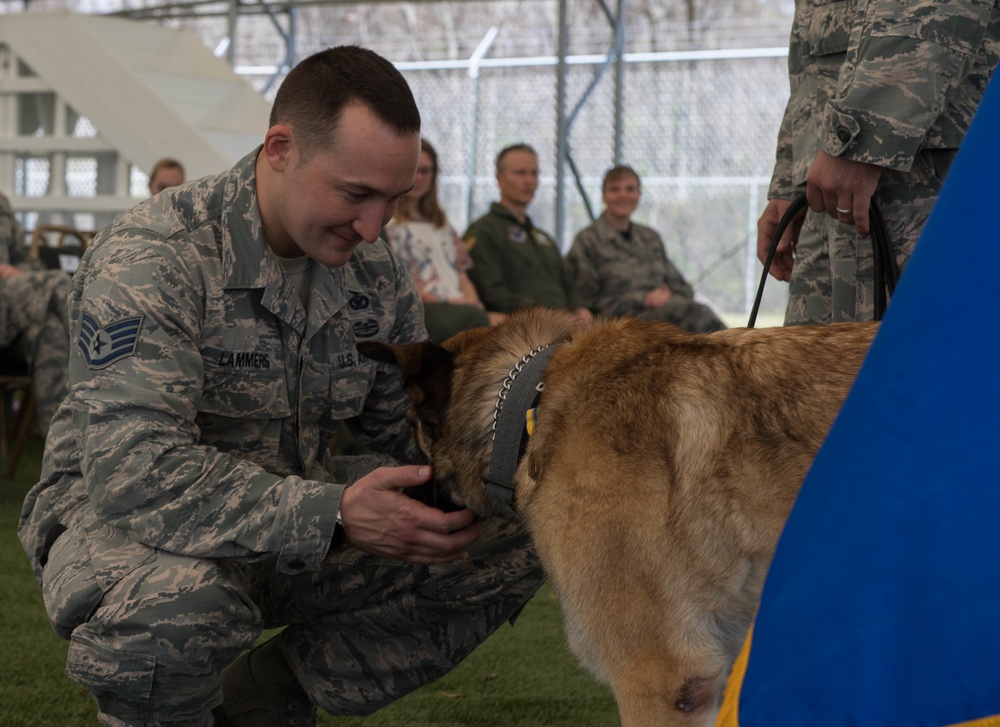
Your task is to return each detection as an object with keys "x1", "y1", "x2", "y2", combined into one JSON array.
[
  {"x1": 259, "y1": 517, "x2": 543, "y2": 716},
  {"x1": 63, "y1": 454, "x2": 543, "y2": 725},
  {"x1": 642, "y1": 297, "x2": 728, "y2": 333},
  {"x1": 3, "y1": 271, "x2": 71, "y2": 435},
  {"x1": 65, "y1": 550, "x2": 262, "y2": 727},
  {"x1": 784, "y1": 148, "x2": 954, "y2": 325}
]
